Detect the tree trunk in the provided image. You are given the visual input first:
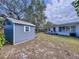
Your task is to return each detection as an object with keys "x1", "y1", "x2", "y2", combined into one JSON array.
[{"x1": 17, "y1": 16, "x2": 20, "y2": 20}]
